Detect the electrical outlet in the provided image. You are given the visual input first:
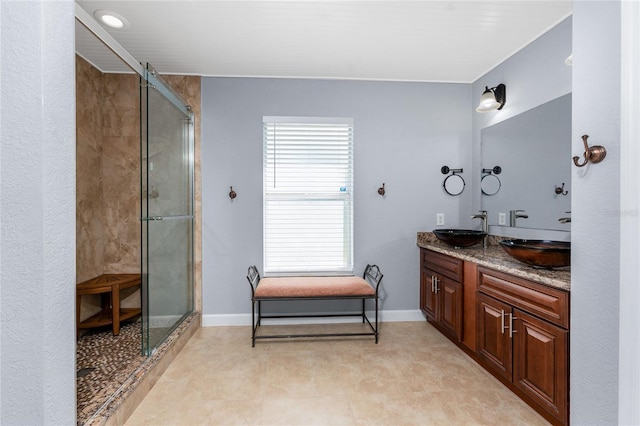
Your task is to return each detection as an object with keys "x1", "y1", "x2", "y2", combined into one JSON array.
[
  {"x1": 498, "y1": 212, "x2": 506, "y2": 225},
  {"x1": 436, "y1": 213, "x2": 445, "y2": 226}
]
